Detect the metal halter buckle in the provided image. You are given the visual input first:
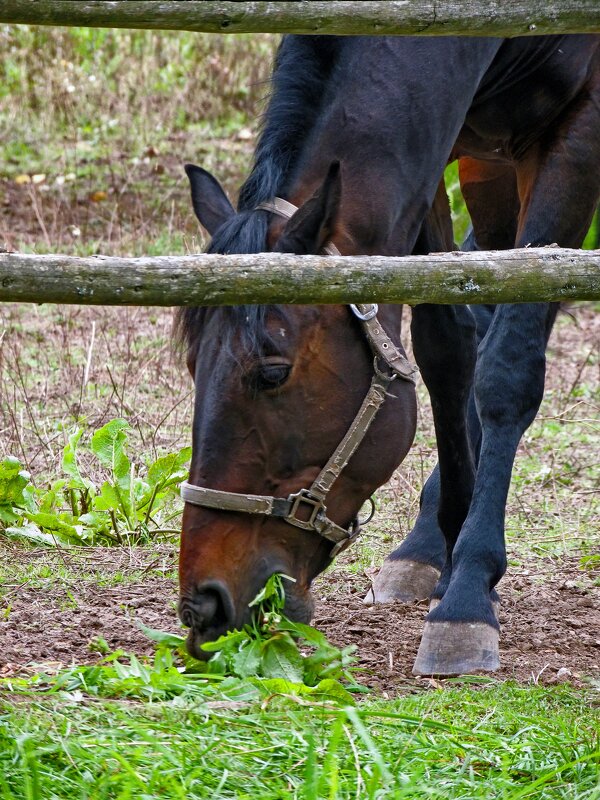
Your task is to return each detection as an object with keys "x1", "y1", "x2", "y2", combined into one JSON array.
[
  {"x1": 329, "y1": 520, "x2": 361, "y2": 558},
  {"x1": 286, "y1": 488, "x2": 326, "y2": 530},
  {"x1": 350, "y1": 303, "x2": 379, "y2": 321}
]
